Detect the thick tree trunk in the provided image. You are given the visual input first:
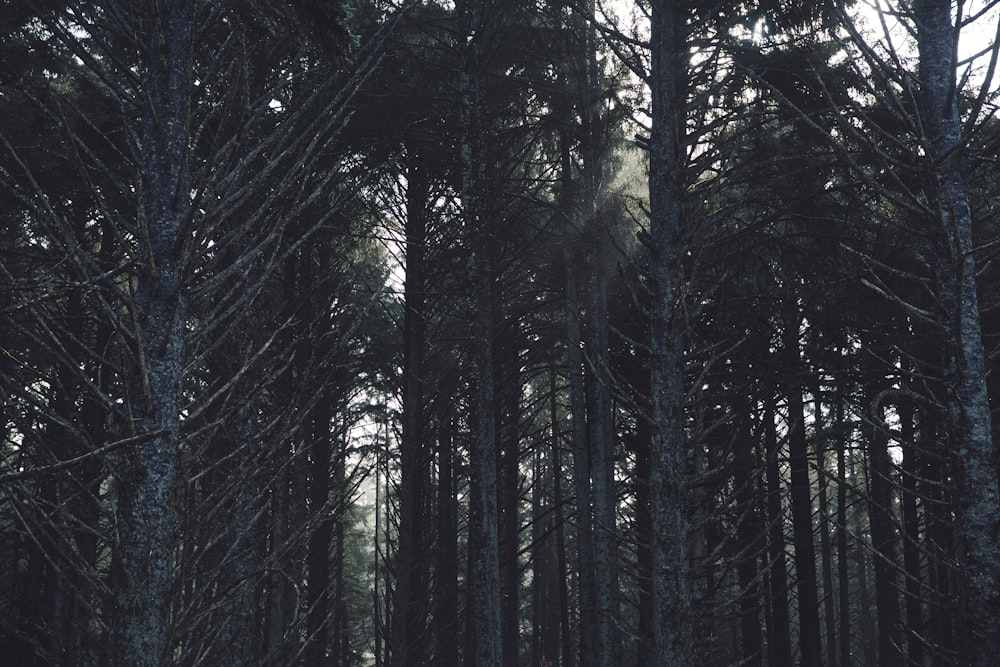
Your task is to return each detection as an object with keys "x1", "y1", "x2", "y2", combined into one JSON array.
[
  {"x1": 914, "y1": 3, "x2": 1000, "y2": 661},
  {"x1": 461, "y1": 0, "x2": 502, "y2": 663},
  {"x1": 647, "y1": 2, "x2": 693, "y2": 664},
  {"x1": 110, "y1": 2, "x2": 191, "y2": 664}
]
